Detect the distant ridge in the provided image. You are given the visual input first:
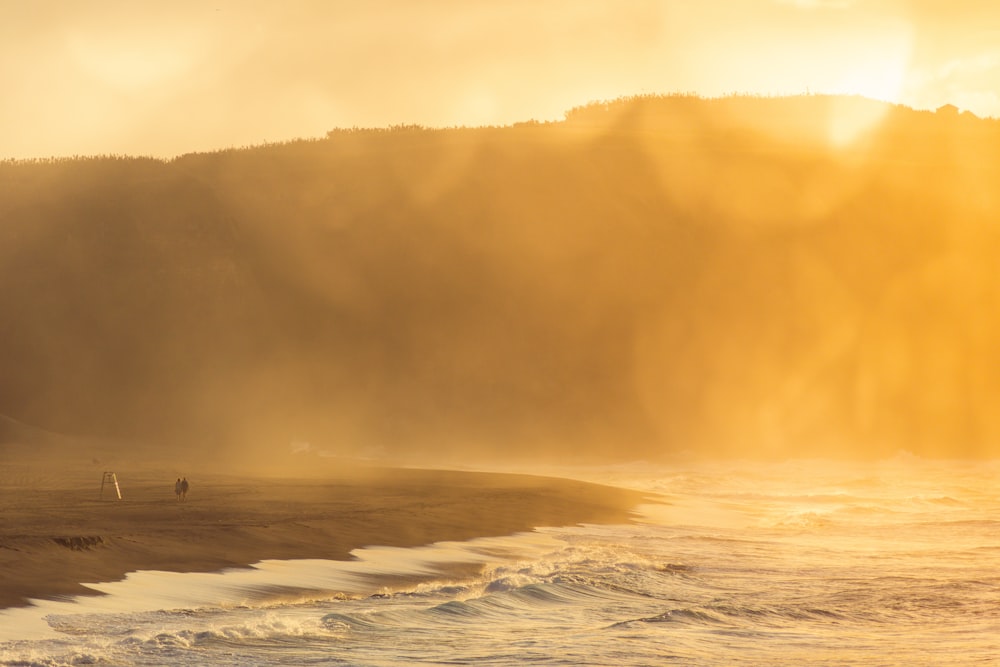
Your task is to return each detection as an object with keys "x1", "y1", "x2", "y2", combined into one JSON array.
[{"x1": 2, "y1": 94, "x2": 999, "y2": 460}]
